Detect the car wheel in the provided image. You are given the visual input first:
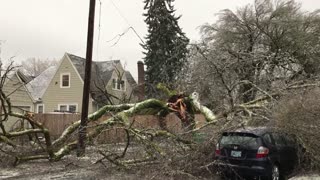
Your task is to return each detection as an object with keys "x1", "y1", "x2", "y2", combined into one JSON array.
[{"x1": 271, "y1": 164, "x2": 280, "y2": 180}]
